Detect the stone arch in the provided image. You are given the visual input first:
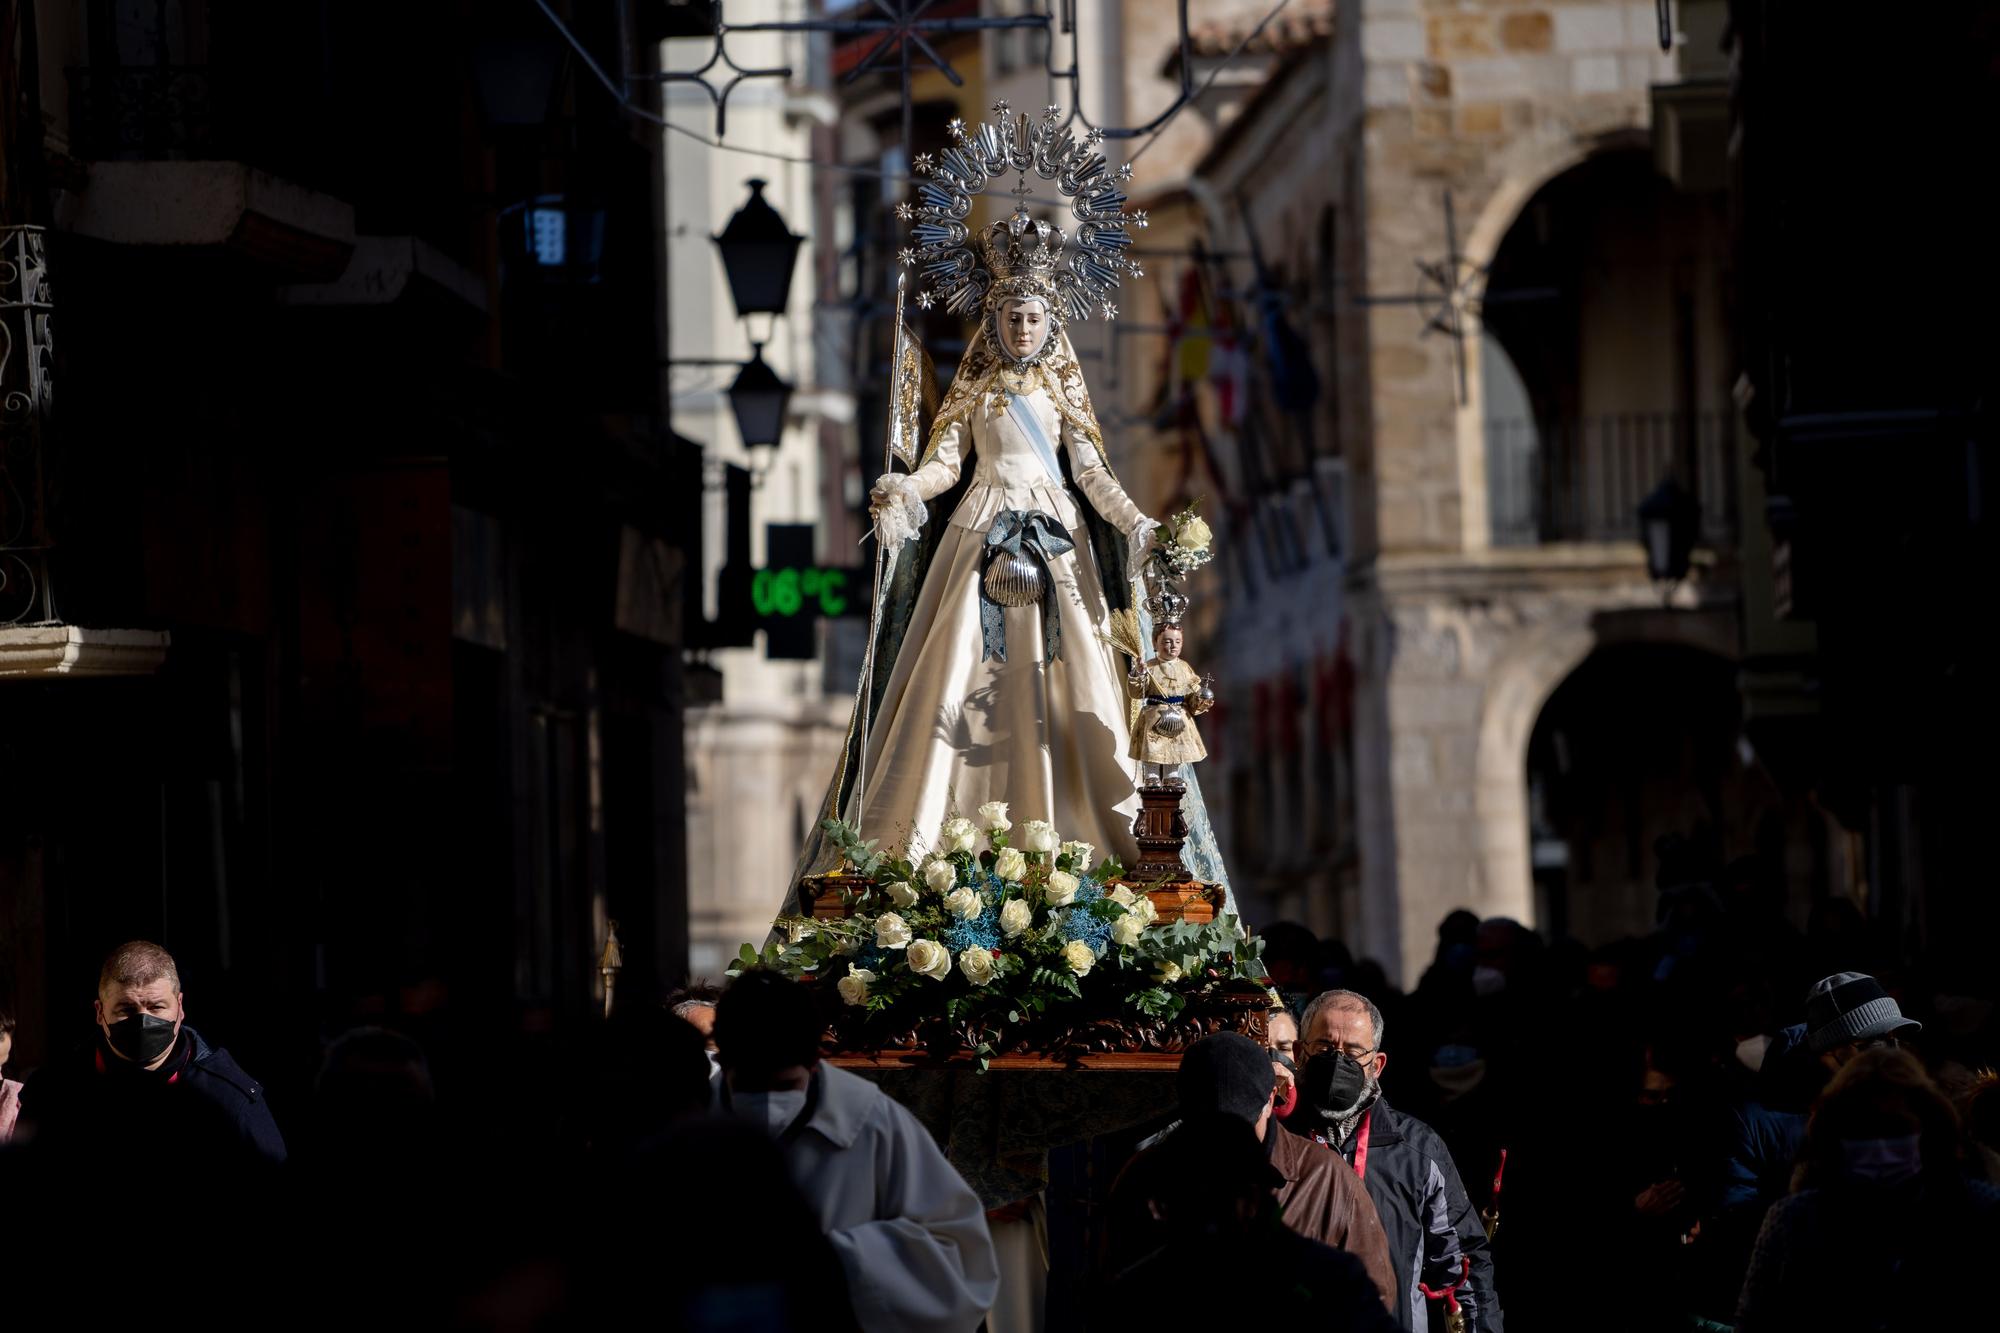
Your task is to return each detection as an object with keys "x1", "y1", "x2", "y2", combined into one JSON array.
[
  {"x1": 1472, "y1": 604, "x2": 1739, "y2": 934},
  {"x1": 1451, "y1": 126, "x2": 1654, "y2": 550},
  {"x1": 1462, "y1": 125, "x2": 1654, "y2": 280}
]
